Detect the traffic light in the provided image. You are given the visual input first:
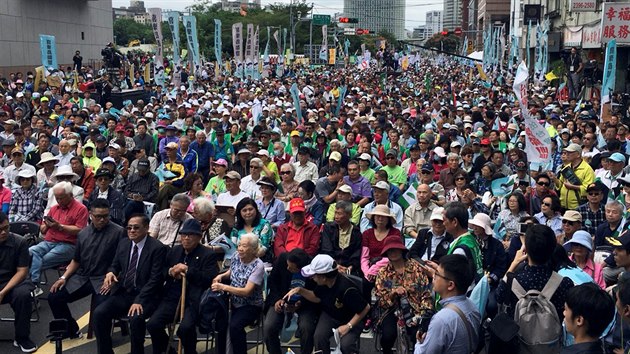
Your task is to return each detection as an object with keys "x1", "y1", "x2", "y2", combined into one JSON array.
[
  {"x1": 441, "y1": 30, "x2": 450, "y2": 36},
  {"x1": 356, "y1": 29, "x2": 370, "y2": 35},
  {"x1": 339, "y1": 17, "x2": 359, "y2": 23}
]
